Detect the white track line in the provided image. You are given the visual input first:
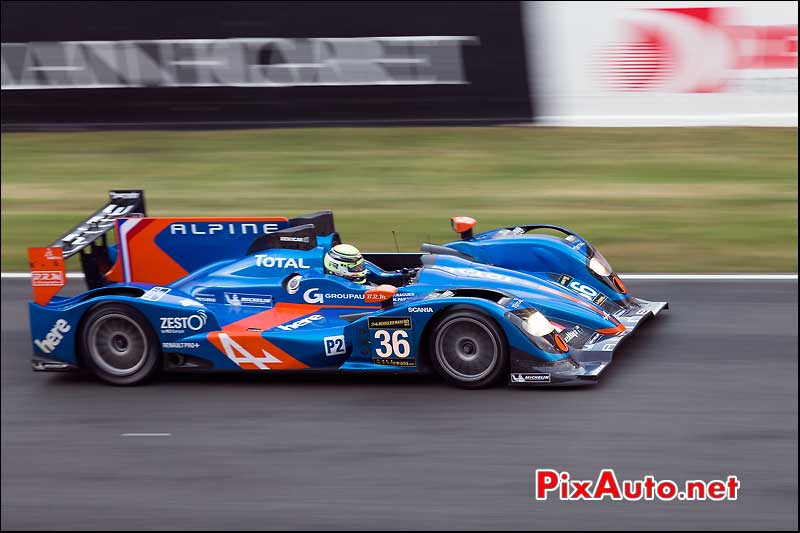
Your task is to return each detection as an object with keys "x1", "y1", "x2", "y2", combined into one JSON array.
[
  {"x1": 2, "y1": 272, "x2": 796, "y2": 281},
  {"x1": 121, "y1": 433, "x2": 172, "y2": 437},
  {"x1": 620, "y1": 274, "x2": 797, "y2": 281}
]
